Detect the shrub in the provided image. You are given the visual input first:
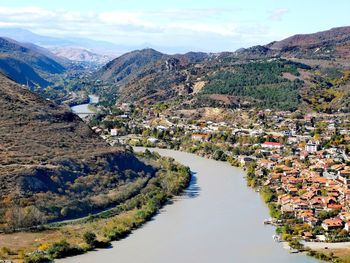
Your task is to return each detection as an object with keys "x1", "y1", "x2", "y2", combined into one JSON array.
[
  {"x1": 47, "y1": 240, "x2": 83, "y2": 259},
  {"x1": 25, "y1": 253, "x2": 50, "y2": 263},
  {"x1": 83, "y1": 231, "x2": 97, "y2": 247}
]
